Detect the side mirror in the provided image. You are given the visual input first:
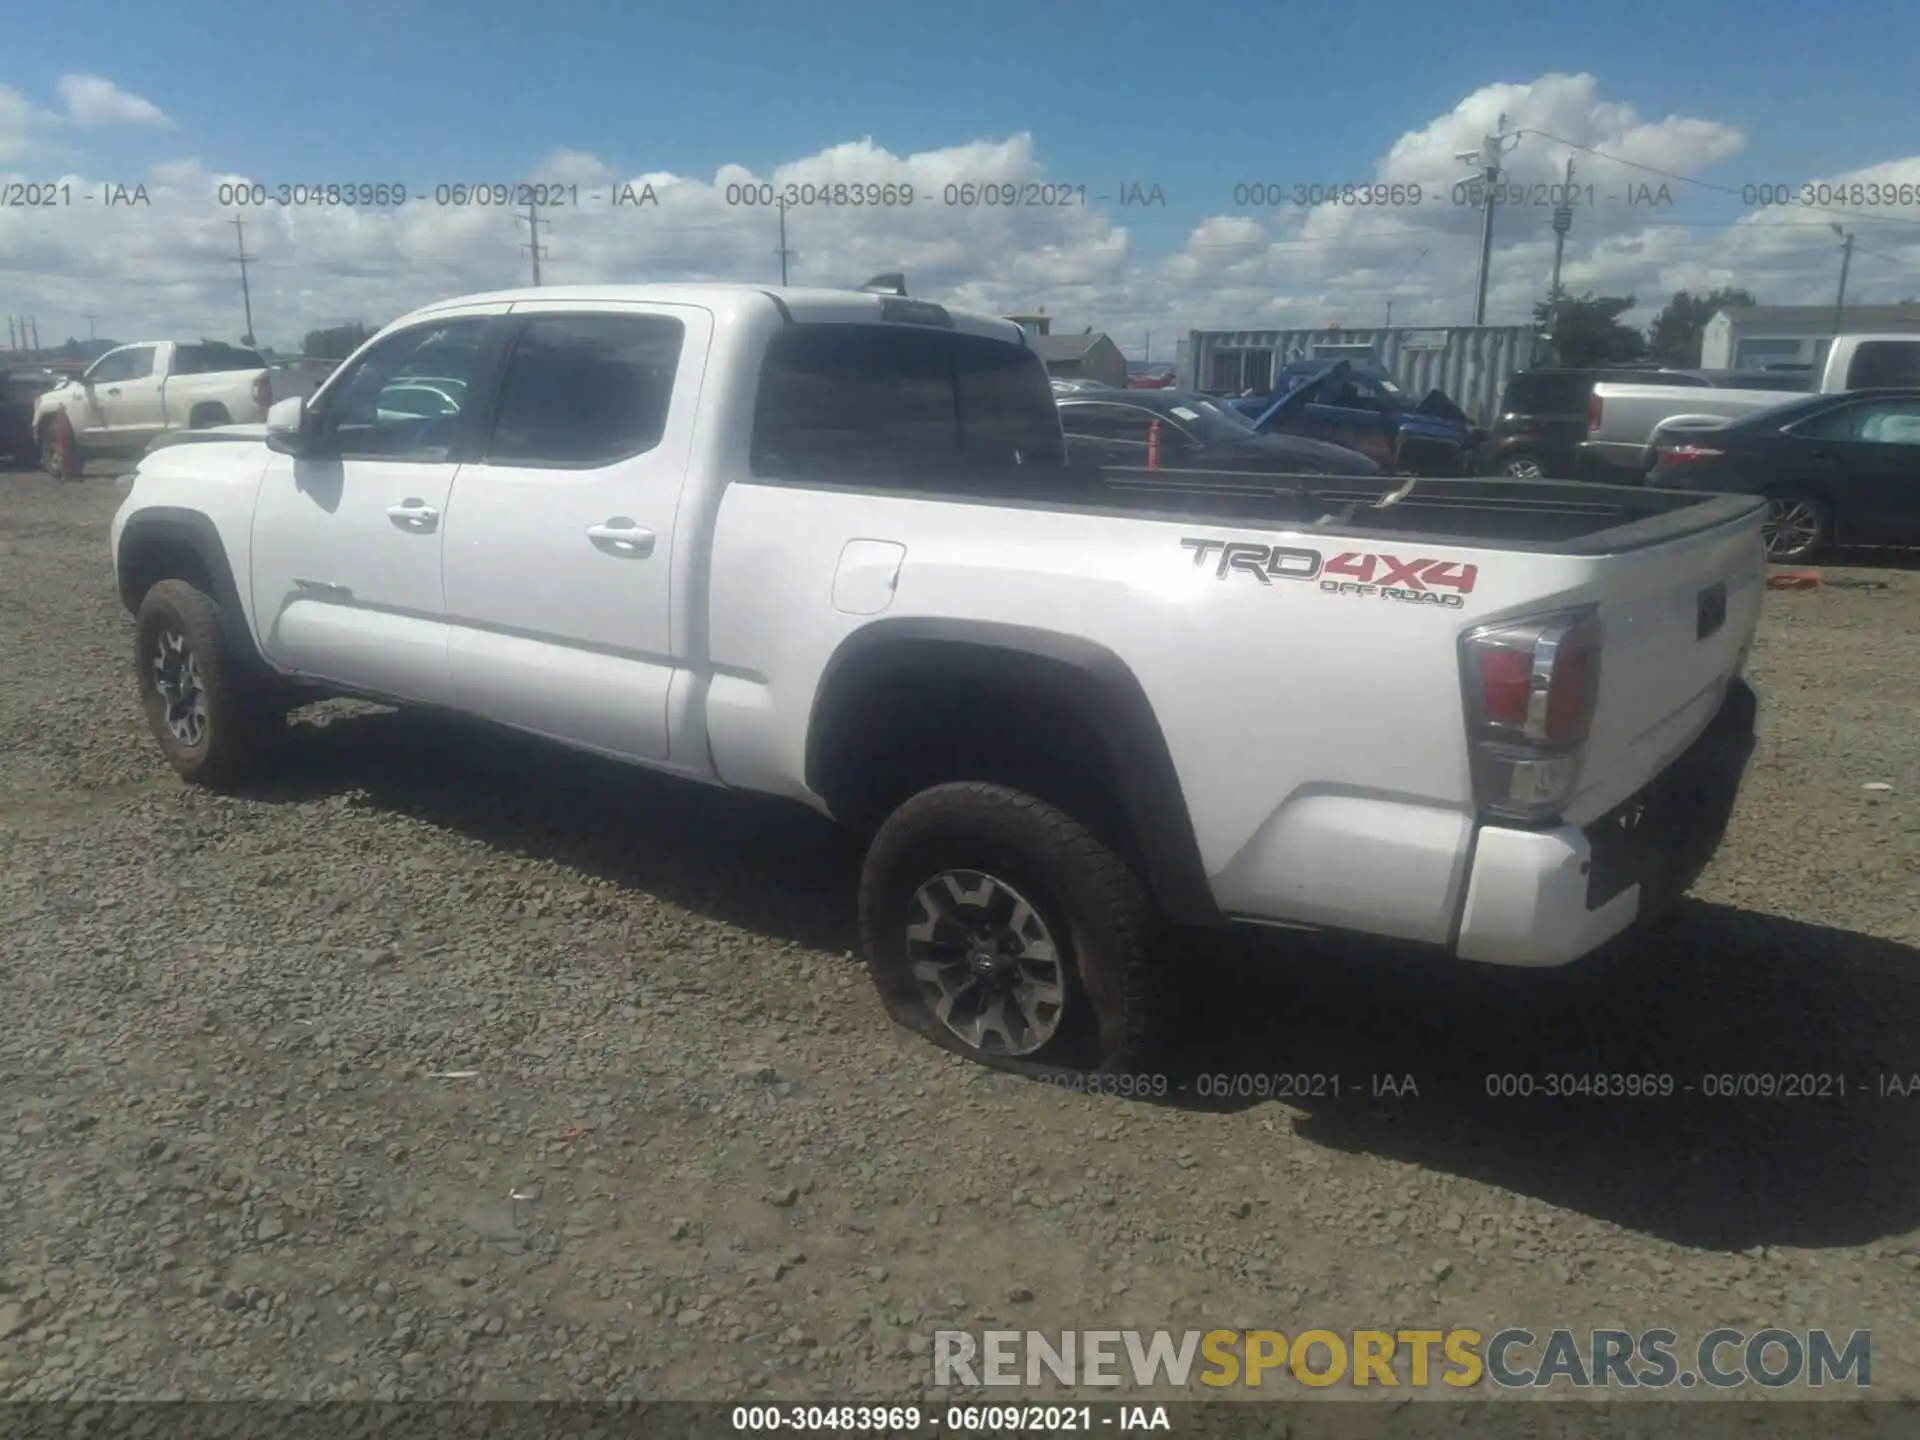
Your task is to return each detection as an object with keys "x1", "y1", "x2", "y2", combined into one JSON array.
[{"x1": 265, "y1": 395, "x2": 308, "y2": 456}]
